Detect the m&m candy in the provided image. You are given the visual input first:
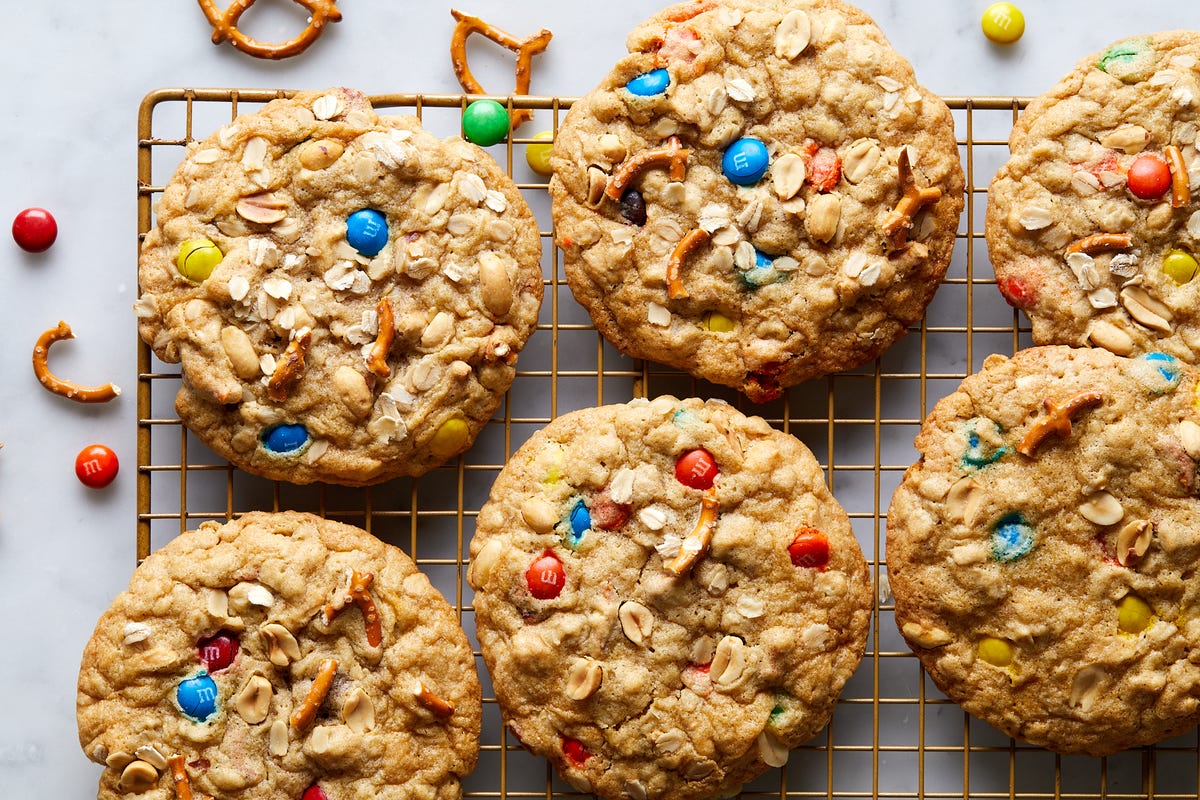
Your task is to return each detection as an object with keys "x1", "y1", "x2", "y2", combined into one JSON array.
[
  {"x1": 722, "y1": 138, "x2": 769, "y2": 186},
  {"x1": 176, "y1": 238, "x2": 223, "y2": 283},
  {"x1": 1127, "y1": 155, "x2": 1172, "y2": 200},
  {"x1": 430, "y1": 418, "x2": 469, "y2": 459},
  {"x1": 1117, "y1": 594, "x2": 1153, "y2": 634},
  {"x1": 675, "y1": 448, "x2": 718, "y2": 489},
  {"x1": 625, "y1": 68, "x2": 670, "y2": 97},
  {"x1": 525, "y1": 130, "x2": 554, "y2": 176},
  {"x1": 976, "y1": 636, "x2": 1014, "y2": 666},
  {"x1": 981, "y1": 2, "x2": 1025, "y2": 45},
  {"x1": 787, "y1": 527, "x2": 830, "y2": 570},
  {"x1": 1163, "y1": 249, "x2": 1199, "y2": 284},
  {"x1": 526, "y1": 549, "x2": 565, "y2": 599},
  {"x1": 567, "y1": 500, "x2": 591, "y2": 546},
  {"x1": 561, "y1": 736, "x2": 592, "y2": 766},
  {"x1": 302, "y1": 786, "x2": 330, "y2": 800},
  {"x1": 345, "y1": 209, "x2": 388, "y2": 257},
  {"x1": 176, "y1": 673, "x2": 219, "y2": 722},
  {"x1": 462, "y1": 100, "x2": 510, "y2": 147},
  {"x1": 262, "y1": 423, "x2": 310, "y2": 454},
  {"x1": 704, "y1": 311, "x2": 735, "y2": 332},
  {"x1": 197, "y1": 633, "x2": 239, "y2": 673},
  {"x1": 990, "y1": 512, "x2": 1034, "y2": 562},
  {"x1": 75, "y1": 444, "x2": 119, "y2": 489},
  {"x1": 12, "y1": 207, "x2": 57, "y2": 252}
]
